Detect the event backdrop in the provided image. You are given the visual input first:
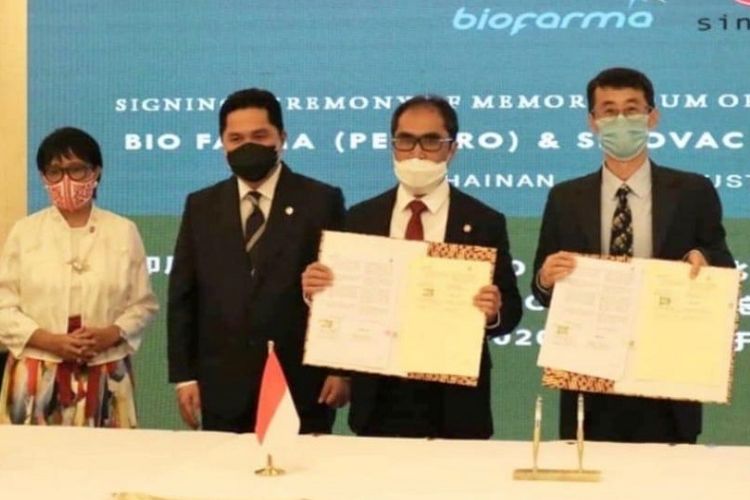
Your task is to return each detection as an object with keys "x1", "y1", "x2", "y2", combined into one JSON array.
[{"x1": 27, "y1": 1, "x2": 749, "y2": 443}]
